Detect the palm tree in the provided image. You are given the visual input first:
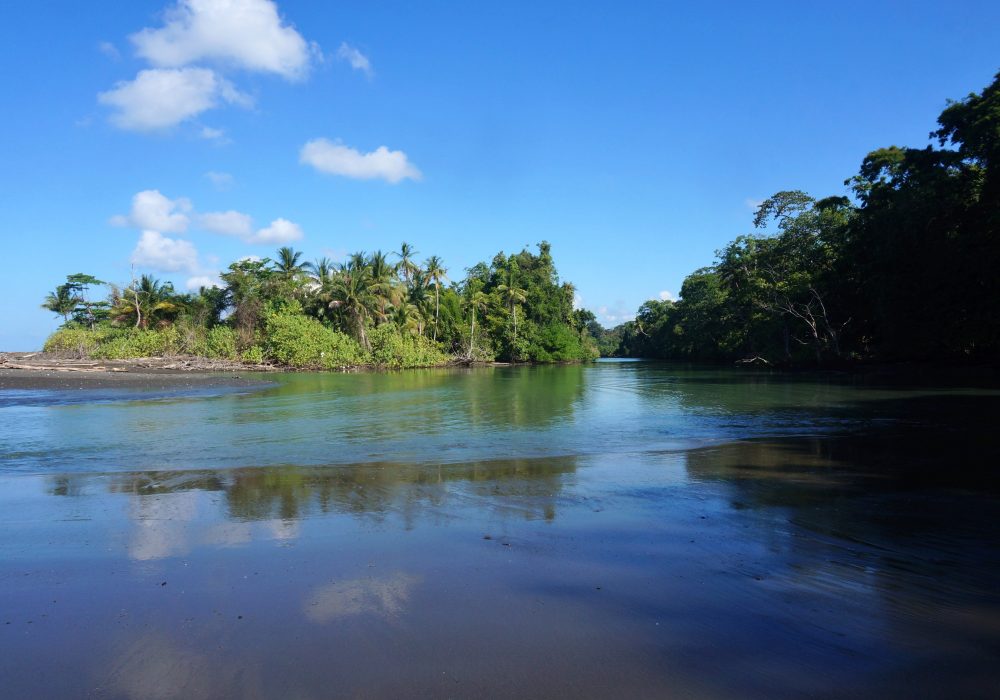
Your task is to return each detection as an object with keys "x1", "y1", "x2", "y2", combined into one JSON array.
[
  {"x1": 394, "y1": 242, "x2": 420, "y2": 288},
  {"x1": 464, "y1": 288, "x2": 489, "y2": 358},
  {"x1": 407, "y1": 270, "x2": 435, "y2": 336},
  {"x1": 496, "y1": 266, "x2": 527, "y2": 360},
  {"x1": 392, "y1": 300, "x2": 422, "y2": 336},
  {"x1": 424, "y1": 255, "x2": 448, "y2": 341},
  {"x1": 273, "y1": 247, "x2": 307, "y2": 280},
  {"x1": 368, "y1": 250, "x2": 400, "y2": 325},
  {"x1": 42, "y1": 284, "x2": 81, "y2": 324},
  {"x1": 328, "y1": 258, "x2": 378, "y2": 351},
  {"x1": 307, "y1": 257, "x2": 335, "y2": 283},
  {"x1": 114, "y1": 274, "x2": 182, "y2": 329}
]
